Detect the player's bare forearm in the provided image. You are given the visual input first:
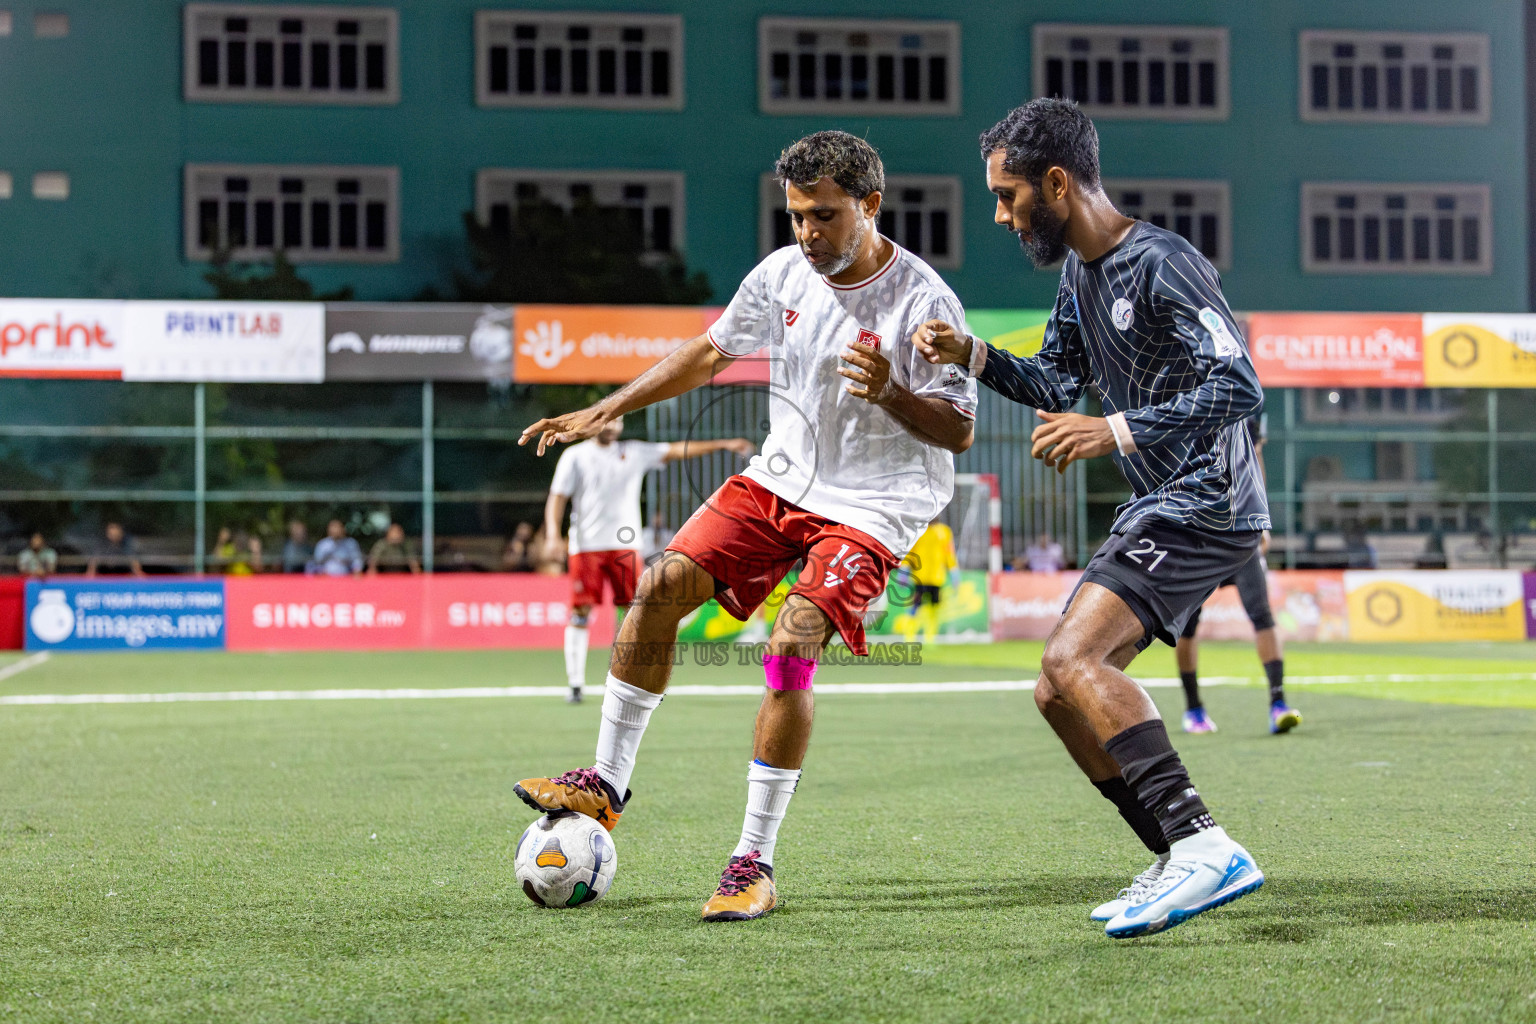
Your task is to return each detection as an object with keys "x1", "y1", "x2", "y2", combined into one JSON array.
[
  {"x1": 880, "y1": 386, "x2": 974, "y2": 454},
  {"x1": 543, "y1": 493, "x2": 569, "y2": 552},
  {"x1": 520, "y1": 335, "x2": 729, "y2": 454},
  {"x1": 838, "y1": 343, "x2": 972, "y2": 453},
  {"x1": 664, "y1": 438, "x2": 756, "y2": 462}
]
